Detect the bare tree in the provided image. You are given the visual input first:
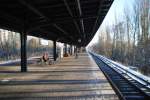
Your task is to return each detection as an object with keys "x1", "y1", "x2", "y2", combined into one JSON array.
[
  {"x1": 131, "y1": 0, "x2": 140, "y2": 65},
  {"x1": 124, "y1": 8, "x2": 132, "y2": 63}
]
